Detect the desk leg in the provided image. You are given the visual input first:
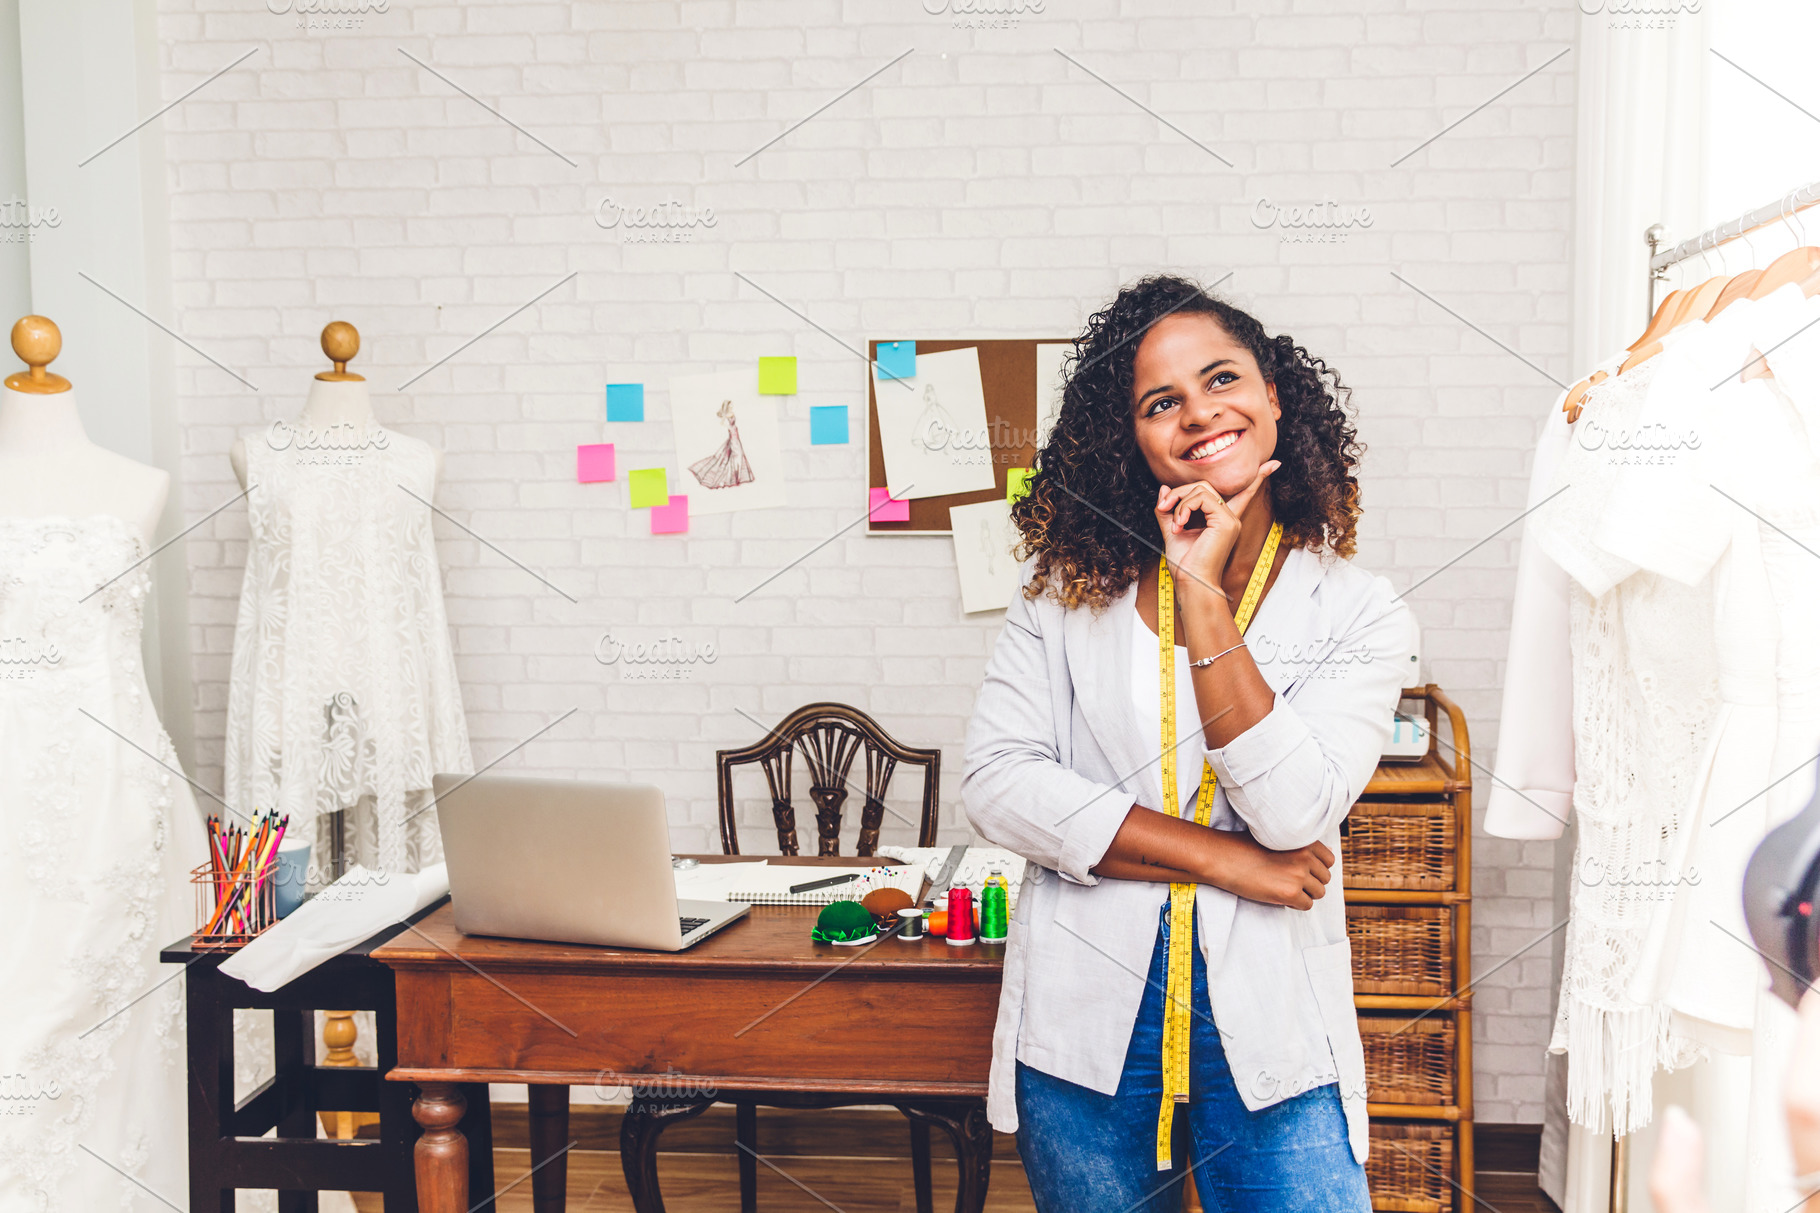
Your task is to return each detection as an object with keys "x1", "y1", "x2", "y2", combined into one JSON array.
[
  {"x1": 909, "y1": 1117, "x2": 934, "y2": 1213},
  {"x1": 620, "y1": 1098, "x2": 714, "y2": 1213},
  {"x1": 412, "y1": 1084, "x2": 469, "y2": 1213},
  {"x1": 528, "y1": 1084, "x2": 570, "y2": 1213},
  {"x1": 898, "y1": 1100, "x2": 992, "y2": 1213}
]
